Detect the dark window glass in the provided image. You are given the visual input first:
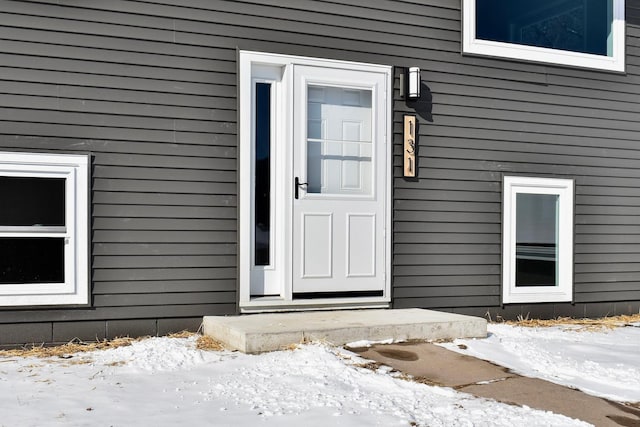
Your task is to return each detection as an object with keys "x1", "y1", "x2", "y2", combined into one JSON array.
[
  {"x1": 255, "y1": 82, "x2": 271, "y2": 266},
  {"x1": 0, "y1": 238, "x2": 64, "y2": 284},
  {"x1": 515, "y1": 193, "x2": 558, "y2": 287},
  {"x1": 0, "y1": 177, "x2": 65, "y2": 226},
  {"x1": 476, "y1": 0, "x2": 612, "y2": 57}
]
